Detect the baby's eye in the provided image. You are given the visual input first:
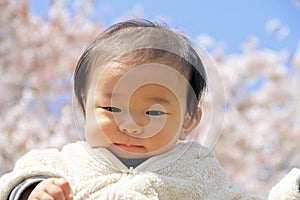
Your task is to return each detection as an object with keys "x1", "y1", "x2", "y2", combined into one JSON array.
[
  {"x1": 146, "y1": 110, "x2": 167, "y2": 116},
  {"x1": 102, "y1": 107, "x2": 121, "y2": 113}
]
